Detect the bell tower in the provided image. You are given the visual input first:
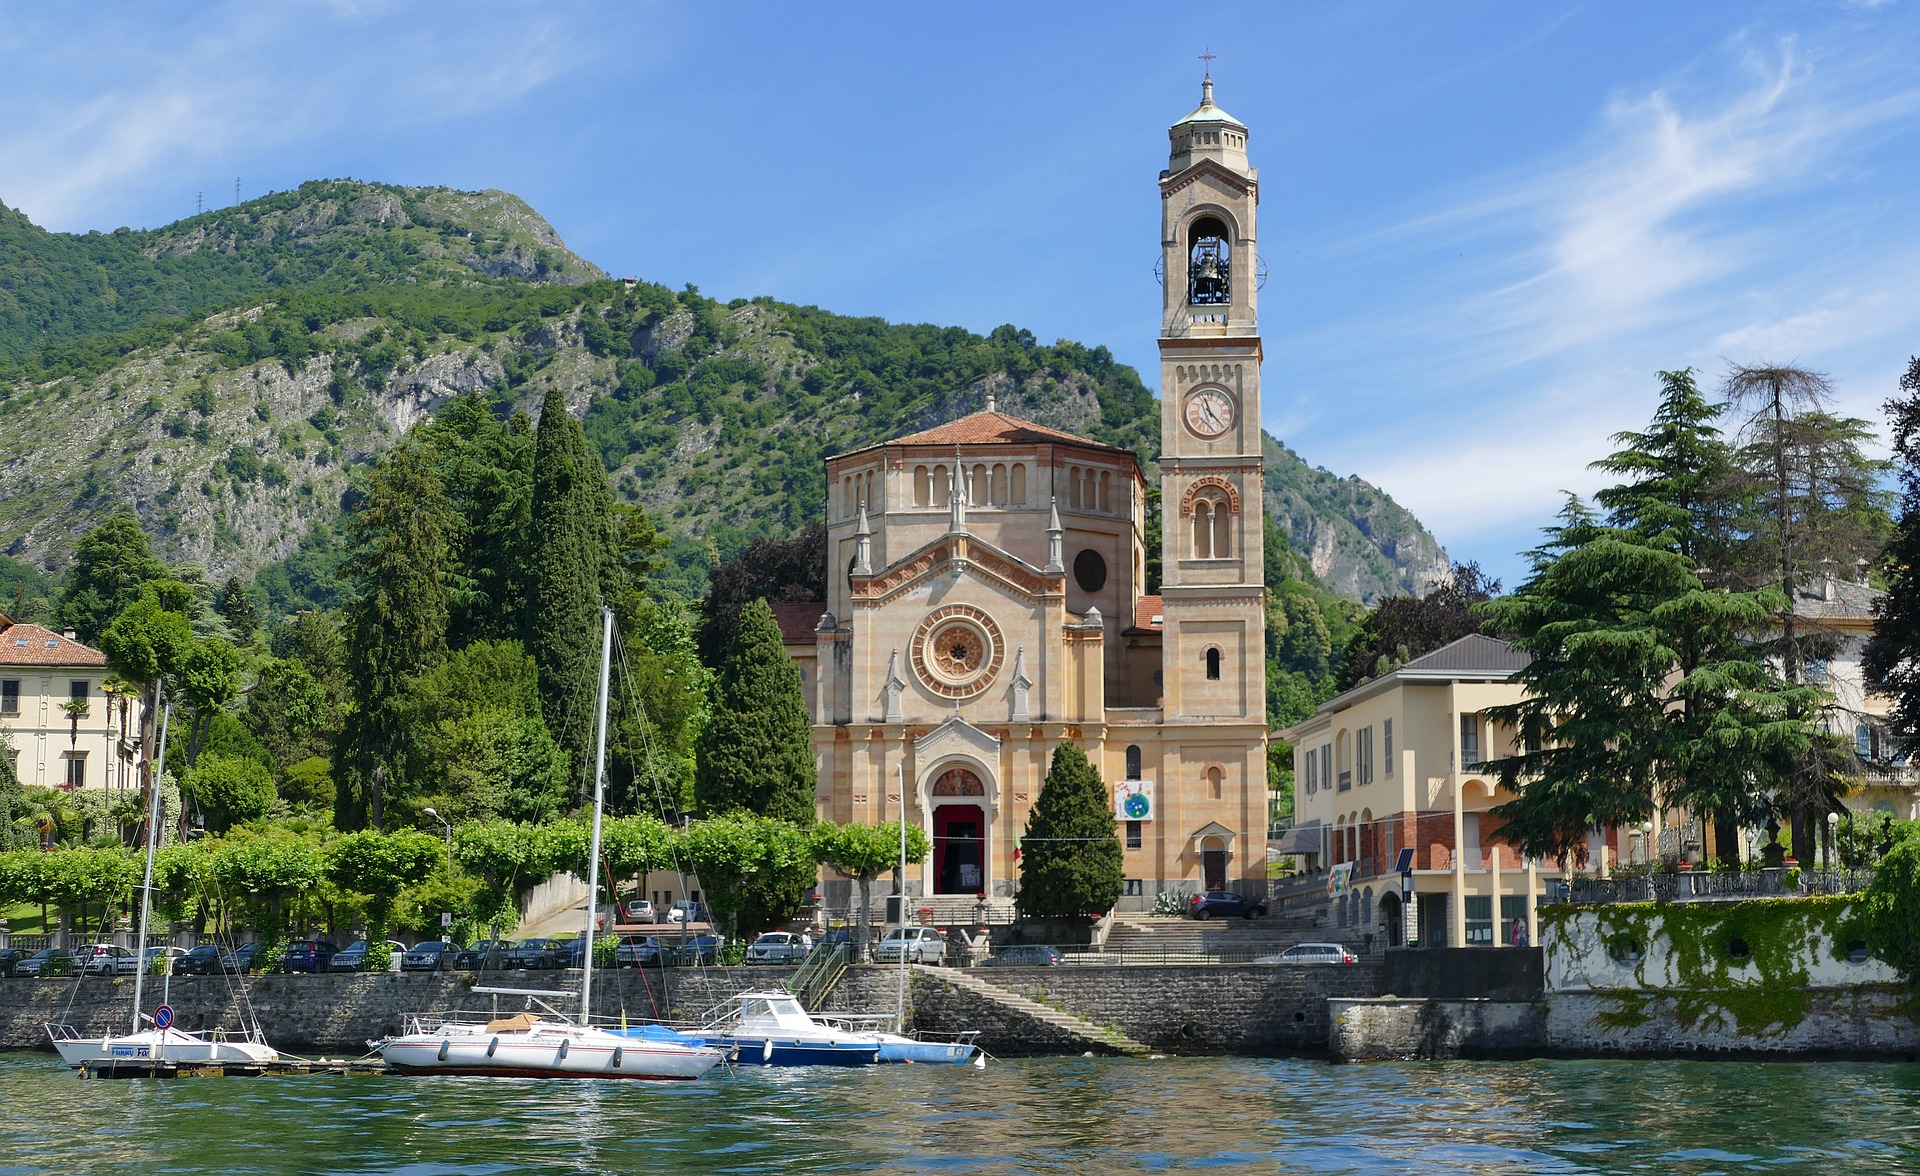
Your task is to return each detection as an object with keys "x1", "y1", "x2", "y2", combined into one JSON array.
[{"x1": 1157, "y1": 75, "x2": 1265, "y2": 724}]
